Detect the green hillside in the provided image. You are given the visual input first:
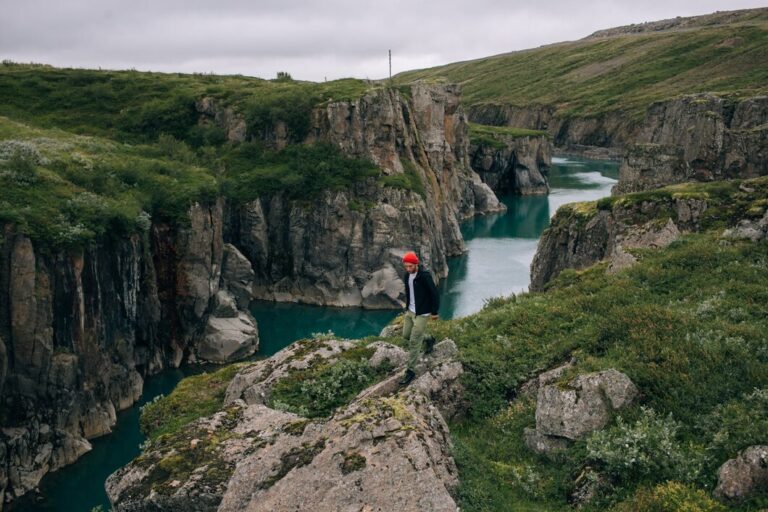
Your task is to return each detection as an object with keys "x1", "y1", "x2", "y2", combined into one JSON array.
[
  {"x1": 0, "y1": 63, "x2": 370, "y2": 143},
  {"x1": 396, "y1": 9, "x2": 768, "y2": 120},
  {"x1": 0, "y1": 65, "x2": 407, "y2": 248}
]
